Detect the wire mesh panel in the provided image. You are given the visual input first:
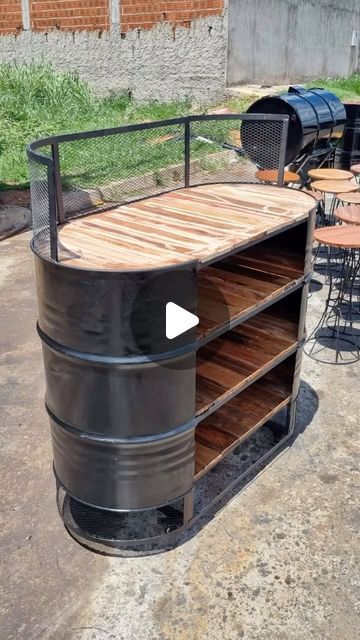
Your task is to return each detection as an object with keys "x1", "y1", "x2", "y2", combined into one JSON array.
[
  {"x1": 241, "y1": 117, "x2": 287, "y2": 170},
  {"x1": 28, "y1": 114, "x2": 289, "y2": 262},
  {"x1": 189, "y1": 115, "x2": 288, "y2": 186},
  {"x1": 28, "y1": 149, "x2": 56, "y2": 259},
  {"x1": 56, "y1": 122, "x2": 187, "y2": 220}
]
